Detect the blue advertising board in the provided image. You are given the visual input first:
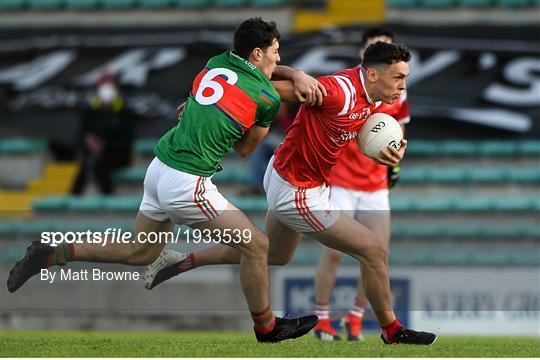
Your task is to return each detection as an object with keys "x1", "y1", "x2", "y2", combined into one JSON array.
[{"x1": 283, "y1": 277, "x2": 410, "y2": 330}]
